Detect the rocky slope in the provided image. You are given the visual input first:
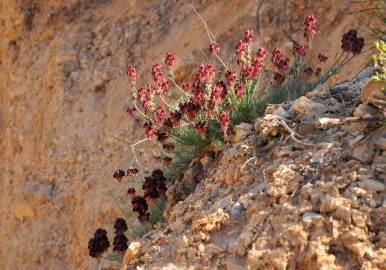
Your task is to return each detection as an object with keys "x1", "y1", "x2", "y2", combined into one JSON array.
[
  {"x1": 122, "y1": 68, "x2": 386, "y2": 270},
  {"x1": 0, "y1": 0, "x2": 379, "y2": 269}
]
